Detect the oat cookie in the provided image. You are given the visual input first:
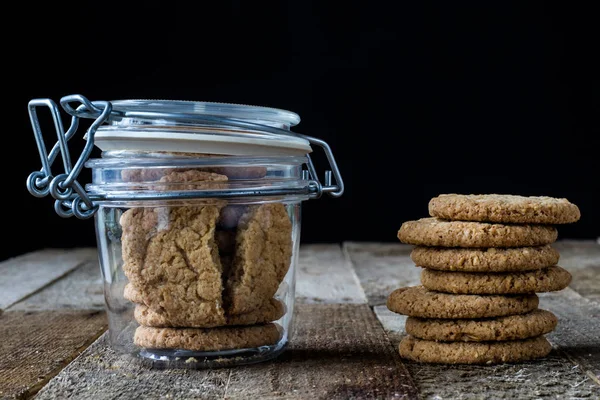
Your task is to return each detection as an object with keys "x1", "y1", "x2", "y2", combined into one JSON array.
[
  {"x1": 429, "y1": 194, "x2": 581, "y2": 224},
  {"x1": 398, "y1": 218, "x2": 557, "y2": 248},
  {"x1": 122, "y1": 168, "x2": 228, "y2": 187},
  {"x1": 406, "y1": 309, "x2": 557, "y2": 342},
  {"x1": 225, "y1": 203, "x2": 293, "y2": 315},
  {"x1": 386, "y1": 286, "x2": 539, "y2": 319},
  {"x1": 134, "y1": 324, "x2": 281, "y2": 351},
  {"x1": 123, "y1": 283, "x2": 144, "y2": 303},
  {"x1": 121, "y1": 204, "x2": 226, "y2": 327},
  {"x1": 156, "y1": 169, "x2": 228, "y2": 191},
  {"x1": 411, "y1": 245, "x2": 560, "y2": 272},
  {"x1": 421, "y1": 266, "x2": 571, "y2": 294},
  {"x1": 206, "y1": 166, "x2": 268, "y2": 180},
  {"x1": 133, "y1": 298, "x2": 285, "y2": 328},
  {"x1": 399, "y1": 335, "x2": 551, "y2": 364},
  {"x1": 122, "y1": 164, "x2": 266, "y2": 184}
]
